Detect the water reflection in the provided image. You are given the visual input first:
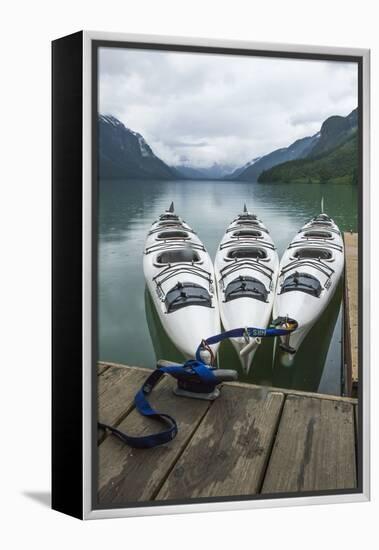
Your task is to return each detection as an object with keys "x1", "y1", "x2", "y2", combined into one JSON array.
[
  {"x1": 272, "y1": 281, "x2": 342, "y2": 392},
  {"x1": 98, "y1": 179, "x2": 357, "y2": 395},
  {"x1": 144, "y1": 287, "x2": 186, "y2": 365}
]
